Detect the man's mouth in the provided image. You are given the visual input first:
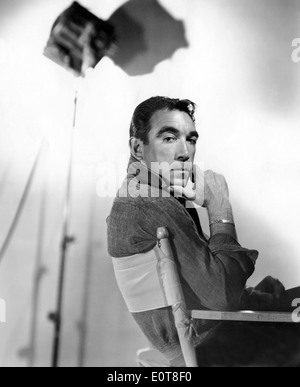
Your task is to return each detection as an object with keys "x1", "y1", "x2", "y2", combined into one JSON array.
[{"x1": 170, "y1": 162, "x2": 193, "y2": 173}]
